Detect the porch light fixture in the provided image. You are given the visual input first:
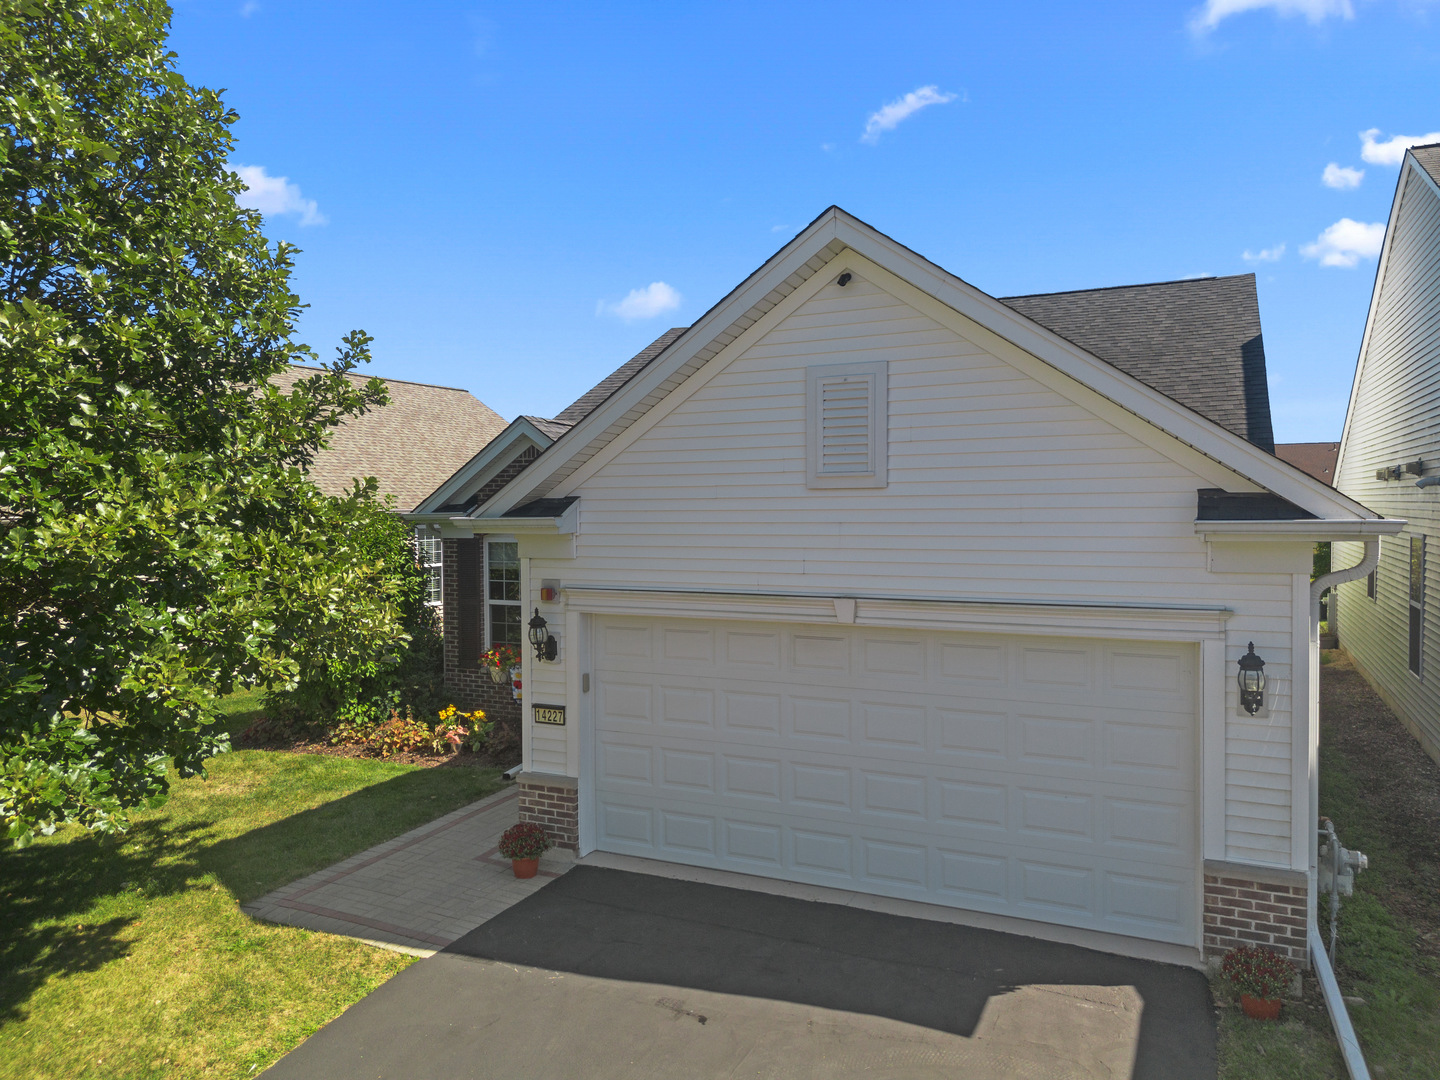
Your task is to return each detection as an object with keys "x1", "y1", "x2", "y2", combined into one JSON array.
[
  {"x1": 1236, "y1": 642, "x2": 1266, "y2": 715},
  {"x1": 528, "y1": 608, "x2": 557, "y2": 662}
]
